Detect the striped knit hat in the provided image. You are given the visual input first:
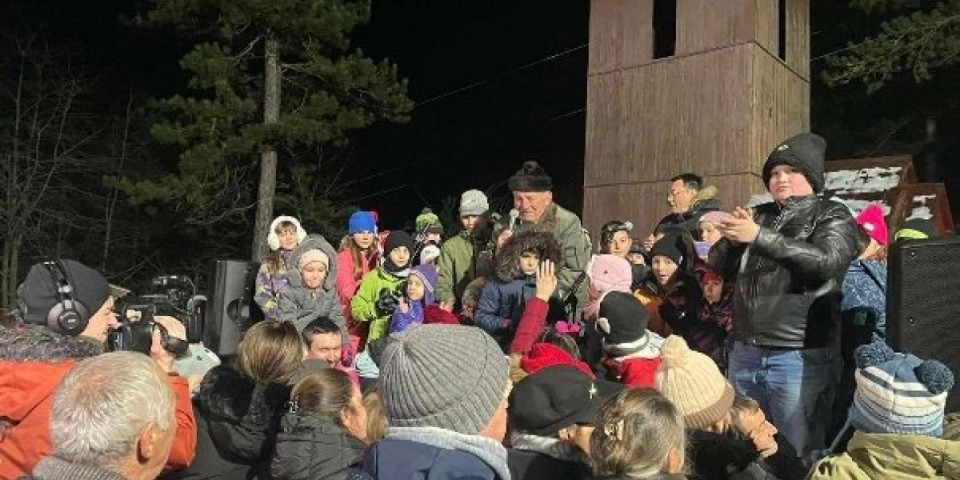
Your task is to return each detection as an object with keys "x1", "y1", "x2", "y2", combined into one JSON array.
[
  {"x1": 655, "y1": 335, "x2": 735, "y2": 430},
  {"x1": 849, "y1": 342, "x2": 954, "y2": 437}
]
